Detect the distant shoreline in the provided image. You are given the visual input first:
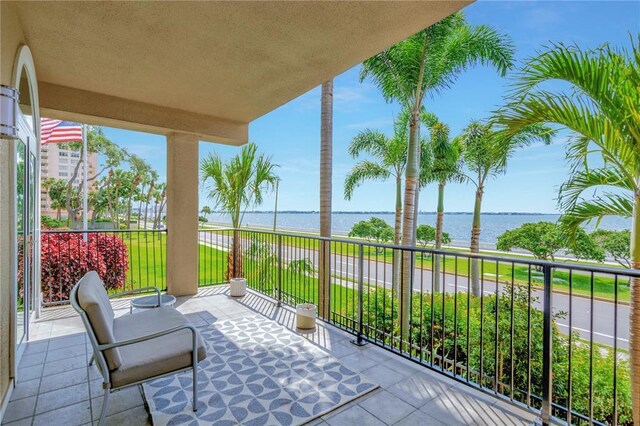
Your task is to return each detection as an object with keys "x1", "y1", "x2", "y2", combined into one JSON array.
[{"x1": 216, "y1": 211, "x2": 558, "y2": 216}]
